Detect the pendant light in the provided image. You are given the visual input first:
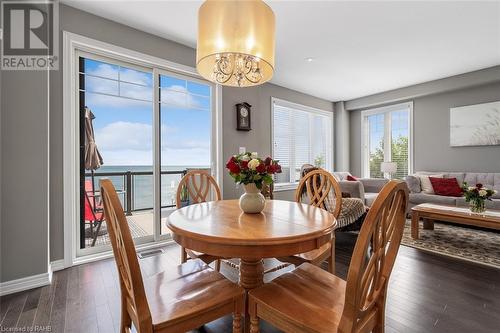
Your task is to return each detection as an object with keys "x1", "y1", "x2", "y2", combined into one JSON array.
[{"x1": 196, "y1": 0, "x2": 275, "y2": 87}]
